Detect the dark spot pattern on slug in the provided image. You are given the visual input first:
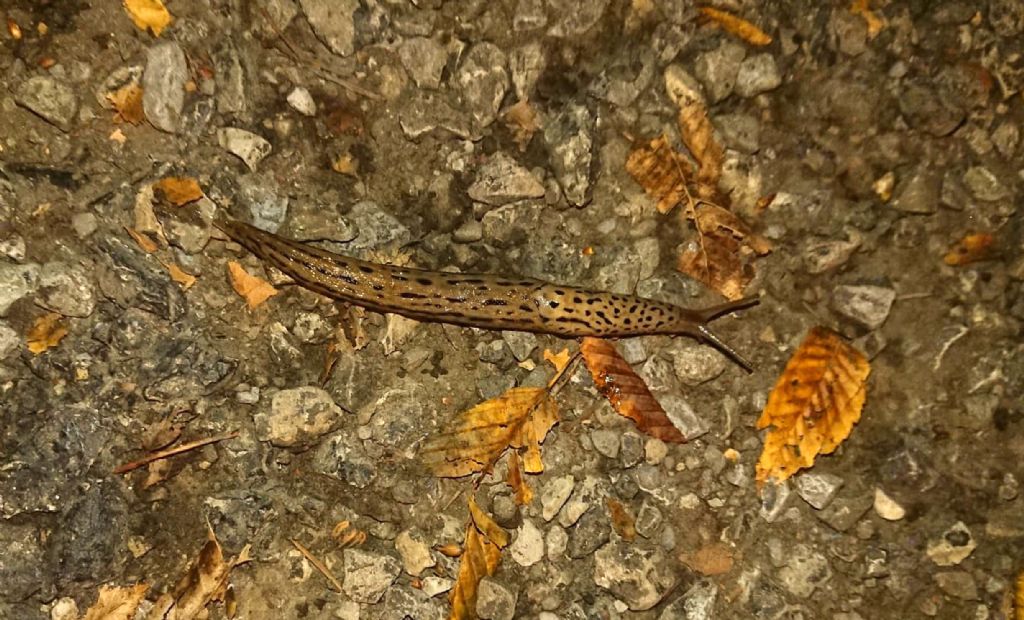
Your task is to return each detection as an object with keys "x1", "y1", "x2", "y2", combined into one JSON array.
[
  {"x1": 400, "y1": 292, "x2": 427, "y2": 299},
  {"x1": 416, "y1": 277, "x2": 433, "y2": 285}
]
